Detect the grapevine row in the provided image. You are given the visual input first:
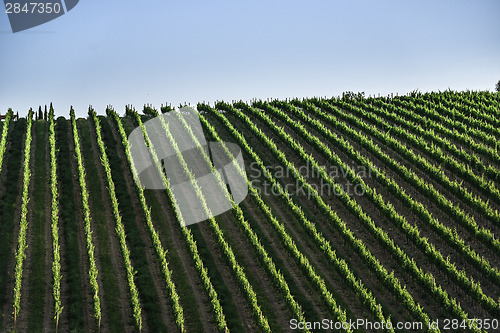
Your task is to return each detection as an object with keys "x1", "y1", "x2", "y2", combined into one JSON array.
[
  {"x1": 13, "y1": 110, "x2": 33, "y2": 323},
  {"x1": 362, "y1": 98, "x2": 500, "y2": 178},
  {"x1": 415, "y1": 92, "x2": 500, "y2": 129},
  {"x1": 70, "y1": 108, "x2": 102, "y2": 328},
  {"x1": 447, "y1": 91, "x2": 500, "y2": 117},
  {"x1": 429, "y1": 91, "x2": 500, "y2": 118},
  {"x1": 388, "y1": 94, "x2": 497, "y2": 147},
  {"x1": 49, "y1": 108, "x2": 63, "y2": 329},
  {"x1": 89, "y1": 109, "x2": 143, "y2": 331},
  {"x1": 447, "y1": 91, "x2": 500, "y2": 115}
]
